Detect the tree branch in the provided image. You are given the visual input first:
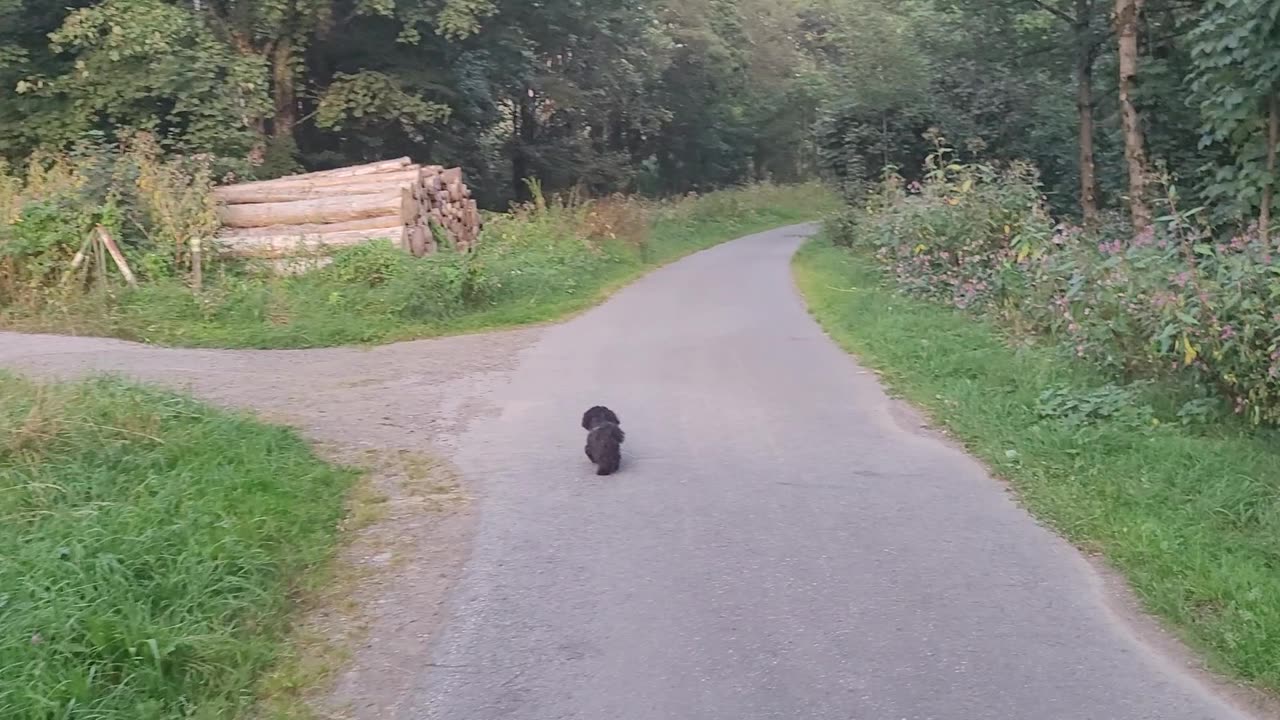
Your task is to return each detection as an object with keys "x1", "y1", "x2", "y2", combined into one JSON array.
[{"x1": 1028, "y1": 0, "x2": 1075, "y2": 24}]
